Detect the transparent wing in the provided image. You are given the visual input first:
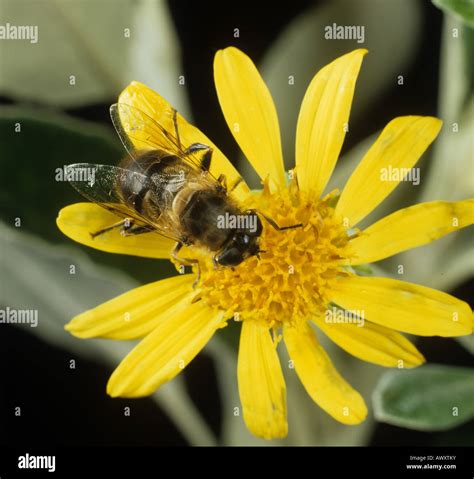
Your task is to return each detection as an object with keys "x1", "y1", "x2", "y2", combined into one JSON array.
[
  {"x1": 65, "y1": 163, "x2": 181, "y2": 242},
  {"x1": 110, "y1": 102, "x2": 221, "y2": 182}
]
